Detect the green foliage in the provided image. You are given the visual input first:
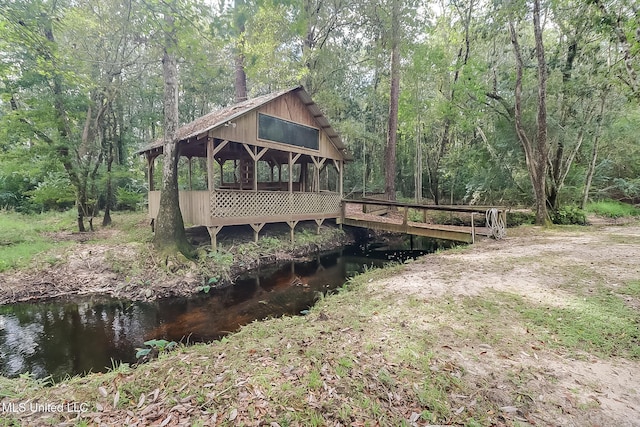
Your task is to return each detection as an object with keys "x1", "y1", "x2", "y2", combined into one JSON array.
[
  {"x1": 135, "y1": 339, "x2": 177, "y2": 359},
  {"x1": 27, "y1": 172, "x2": 76, "y2": 211},
  {"x1": 585, "y1": 200, "x2": 640, "y2": 218},
  {"x1": 116, "y1": 187, "x2": 144, "y2": 211},
  {"x1": 550, "y1": 206, "x2": 587, "y2": 225}
]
